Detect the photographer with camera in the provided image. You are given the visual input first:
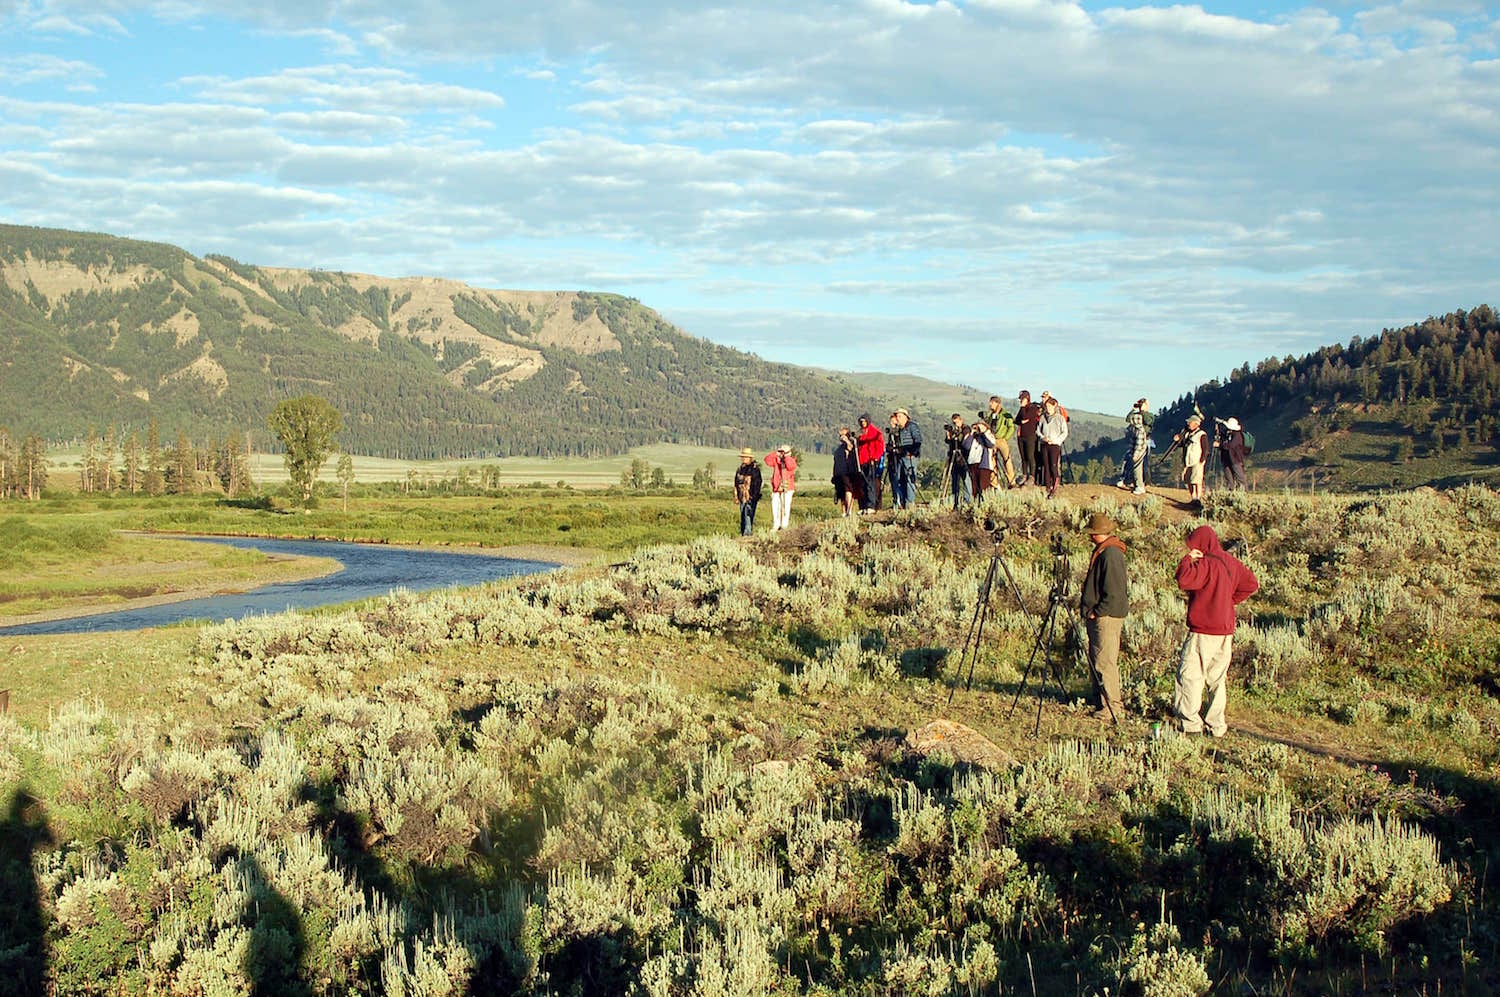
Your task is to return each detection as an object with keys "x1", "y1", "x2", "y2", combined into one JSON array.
[
  {"x1": 1174, "y1": 413, "x2": 1209, "y2": 503},
  {"x1": 943, "y1": 414, "x2": 972, "y2": 509},
  {"x1": 1080, "y1": 513, "x2": 1129, "y2": 722},
  {"x1": 1213, "y1": 417, "x2": 1249, "y2": 490},
  {"x1": 982, "y1": 396, "x2": 1019, "y2": 488},
  {"x1": 886, "y1": 408, "x2": 923, "y2": 509},
  {"x1": 763, "y1": 444, "x2": 798, "y2": 531},
  {"x1": 831, "y1": 426, "x2": 864, "y2": 517},
  {"x1": 963, "y1": 416, "x2": 996, "y2": 501},
  {"x1": 855, "y1": 414, "x2": 885, "y2": 512}
]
